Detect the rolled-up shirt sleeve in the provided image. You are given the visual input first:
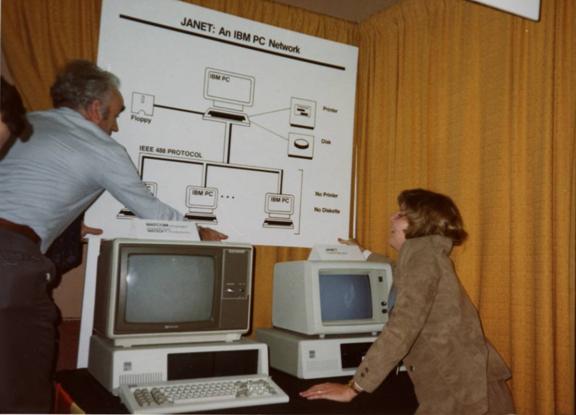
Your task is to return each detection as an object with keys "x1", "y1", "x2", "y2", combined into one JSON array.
[{"x1": 91, "y1": 144, "x2": 183, "y2": 221}]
